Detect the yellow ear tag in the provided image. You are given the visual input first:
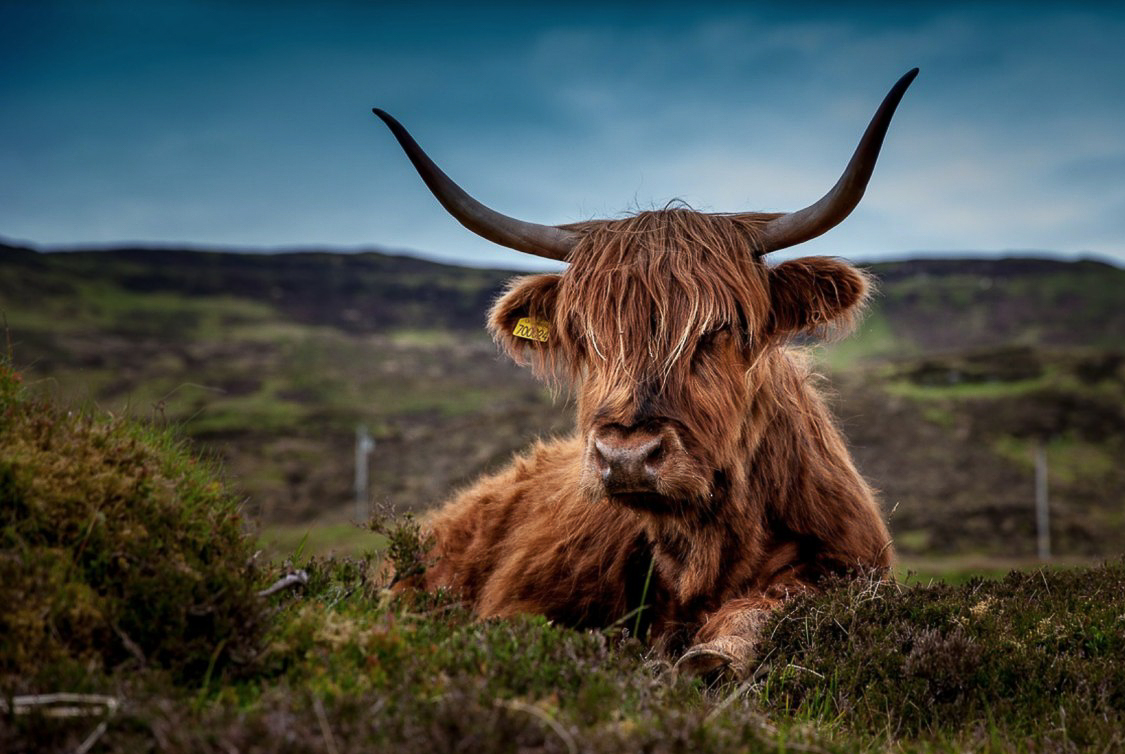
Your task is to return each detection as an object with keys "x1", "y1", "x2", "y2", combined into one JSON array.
[{"x1": 513, "y1": 317, "x2": 550, "y2": 342}]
